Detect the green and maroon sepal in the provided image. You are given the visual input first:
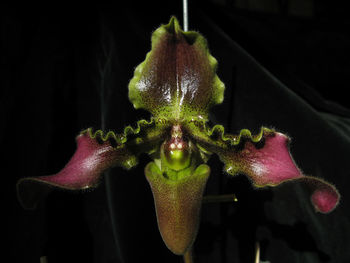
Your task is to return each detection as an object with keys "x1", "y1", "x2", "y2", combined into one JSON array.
[{"x1": 128, "y1": 16, "x2": 224, "y2": 121}]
